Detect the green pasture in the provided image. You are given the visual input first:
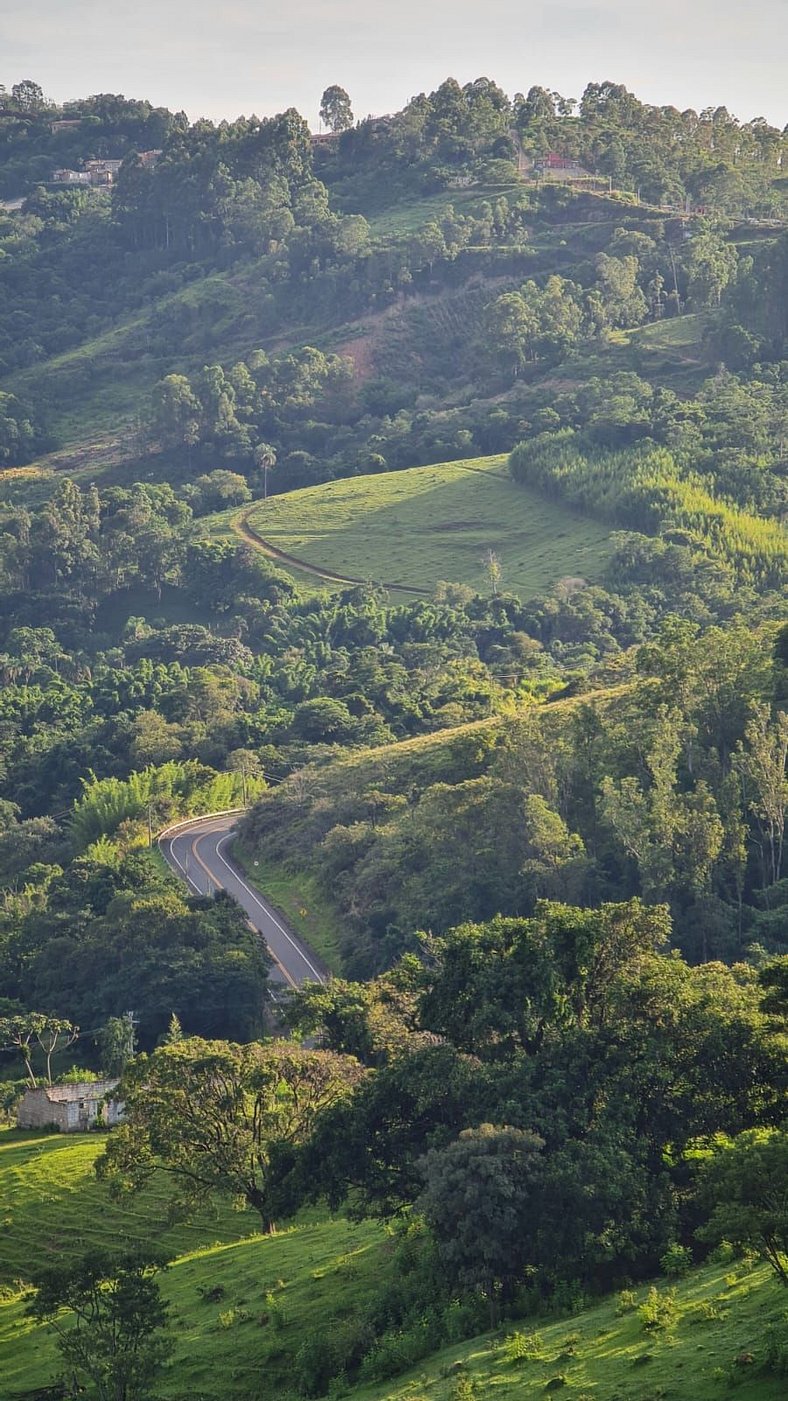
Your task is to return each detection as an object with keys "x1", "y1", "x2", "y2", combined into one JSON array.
[
  {"x1": 1, "y1": 1130, "x2": 785, "y2": 1401},
  {"x1": 240, "y1": 455, "x2": 614, "y2": 599}
]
